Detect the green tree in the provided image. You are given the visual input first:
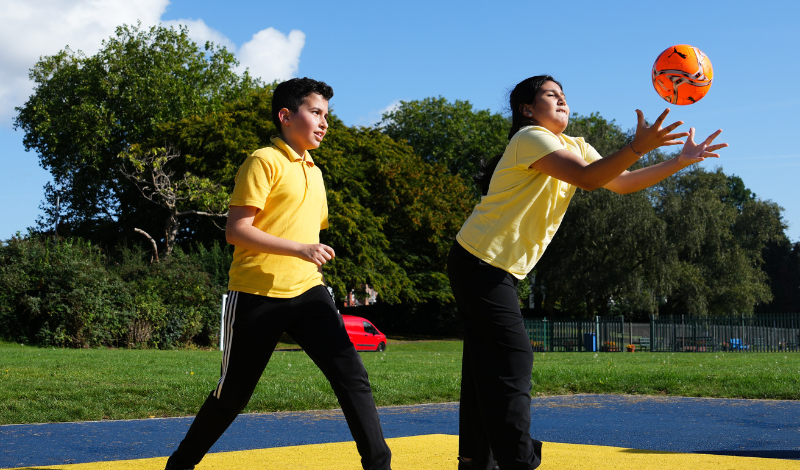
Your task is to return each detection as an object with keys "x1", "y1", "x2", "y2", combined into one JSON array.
[
  {"x1": 757, "y1": 239, "x2": 800, "y2": 313},
  {"x1": 117, "y1": 144, "x2": 230, "y2": 257},
  {"x1": 150, "y1": 87, "x2": 277, "y2": 248},
  {"x1": 379, "y1": 97, "x2": 509, "y2": 186},
  {"x1": 316, "y1": 122, "x2": 475, "y2": 304},
  {"x1": 657, "y1": 168, "x2": 780, "y2": 316},
  {"x1": 14, "y1": 23, "x2": 259, "y2": 248},
  {"x1": 537, "y1": 187, "x2": 672, "y2": 319}
]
